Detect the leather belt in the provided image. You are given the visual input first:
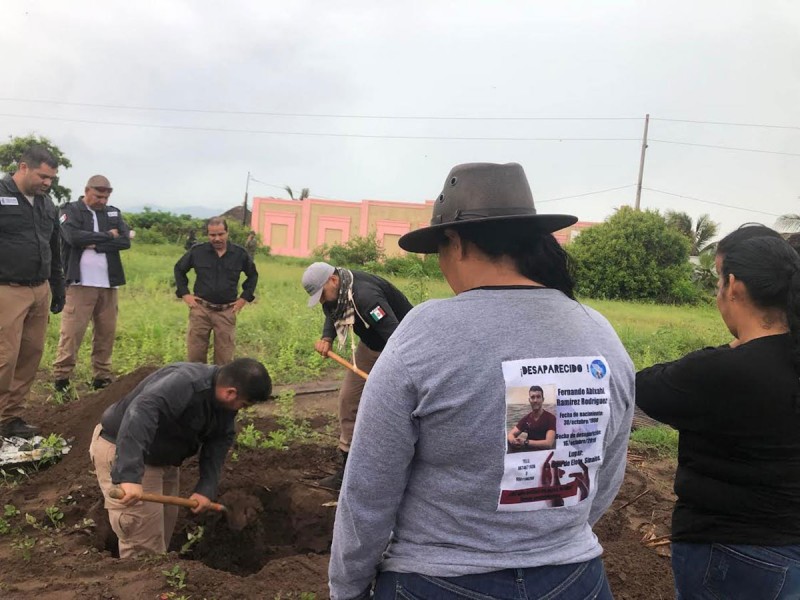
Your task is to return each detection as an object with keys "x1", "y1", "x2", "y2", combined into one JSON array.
[
  {"x1": 0, "y1": 280, "x2": 46, "y2": 287},
  {"x1": 196, "y1": 297, "x2": 236, "y2": 311}
]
